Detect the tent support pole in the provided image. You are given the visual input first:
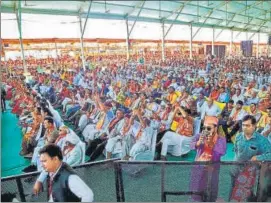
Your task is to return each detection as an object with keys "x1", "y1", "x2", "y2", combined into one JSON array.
[
  {"x1": 161, "y1": 21, "x2": 165, "y2": 62},
  {"x1": 79, "y1": 15, "x2": 86, "y2": 70},
  {"x1": 189, "y1": 24, "x2": 192, "y2": 59},
  {"x1": 15, "y1": 1, "x2": 27, "y2": 74}
]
